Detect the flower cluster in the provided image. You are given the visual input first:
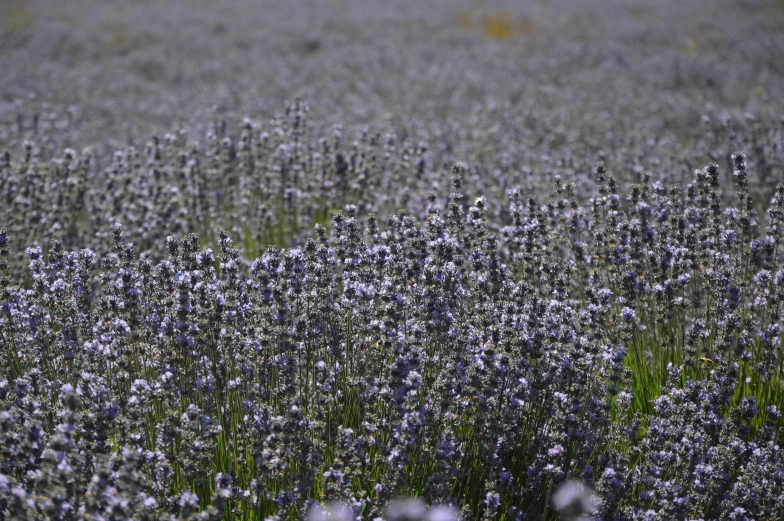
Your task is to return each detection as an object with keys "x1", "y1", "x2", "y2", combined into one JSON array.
[
  {"x1": 2, "y1": 1, "x2": 784, "y2": 519},
  {"x1": 1, "y1": 150, "x2": 784, "y2": 519}
]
